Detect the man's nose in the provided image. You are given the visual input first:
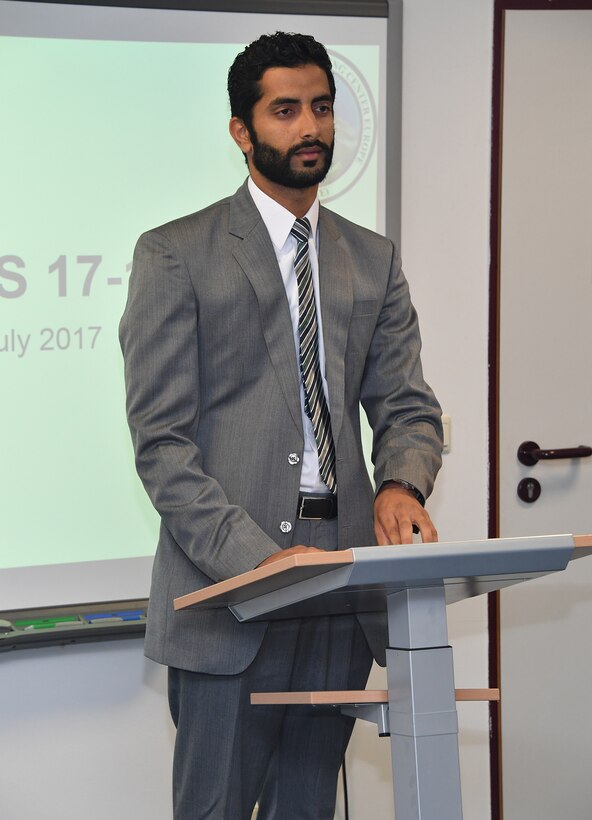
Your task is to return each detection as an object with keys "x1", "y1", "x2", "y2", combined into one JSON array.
[{"x1": 299, "y1": 108, "x2": 321, "y2": 140}]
